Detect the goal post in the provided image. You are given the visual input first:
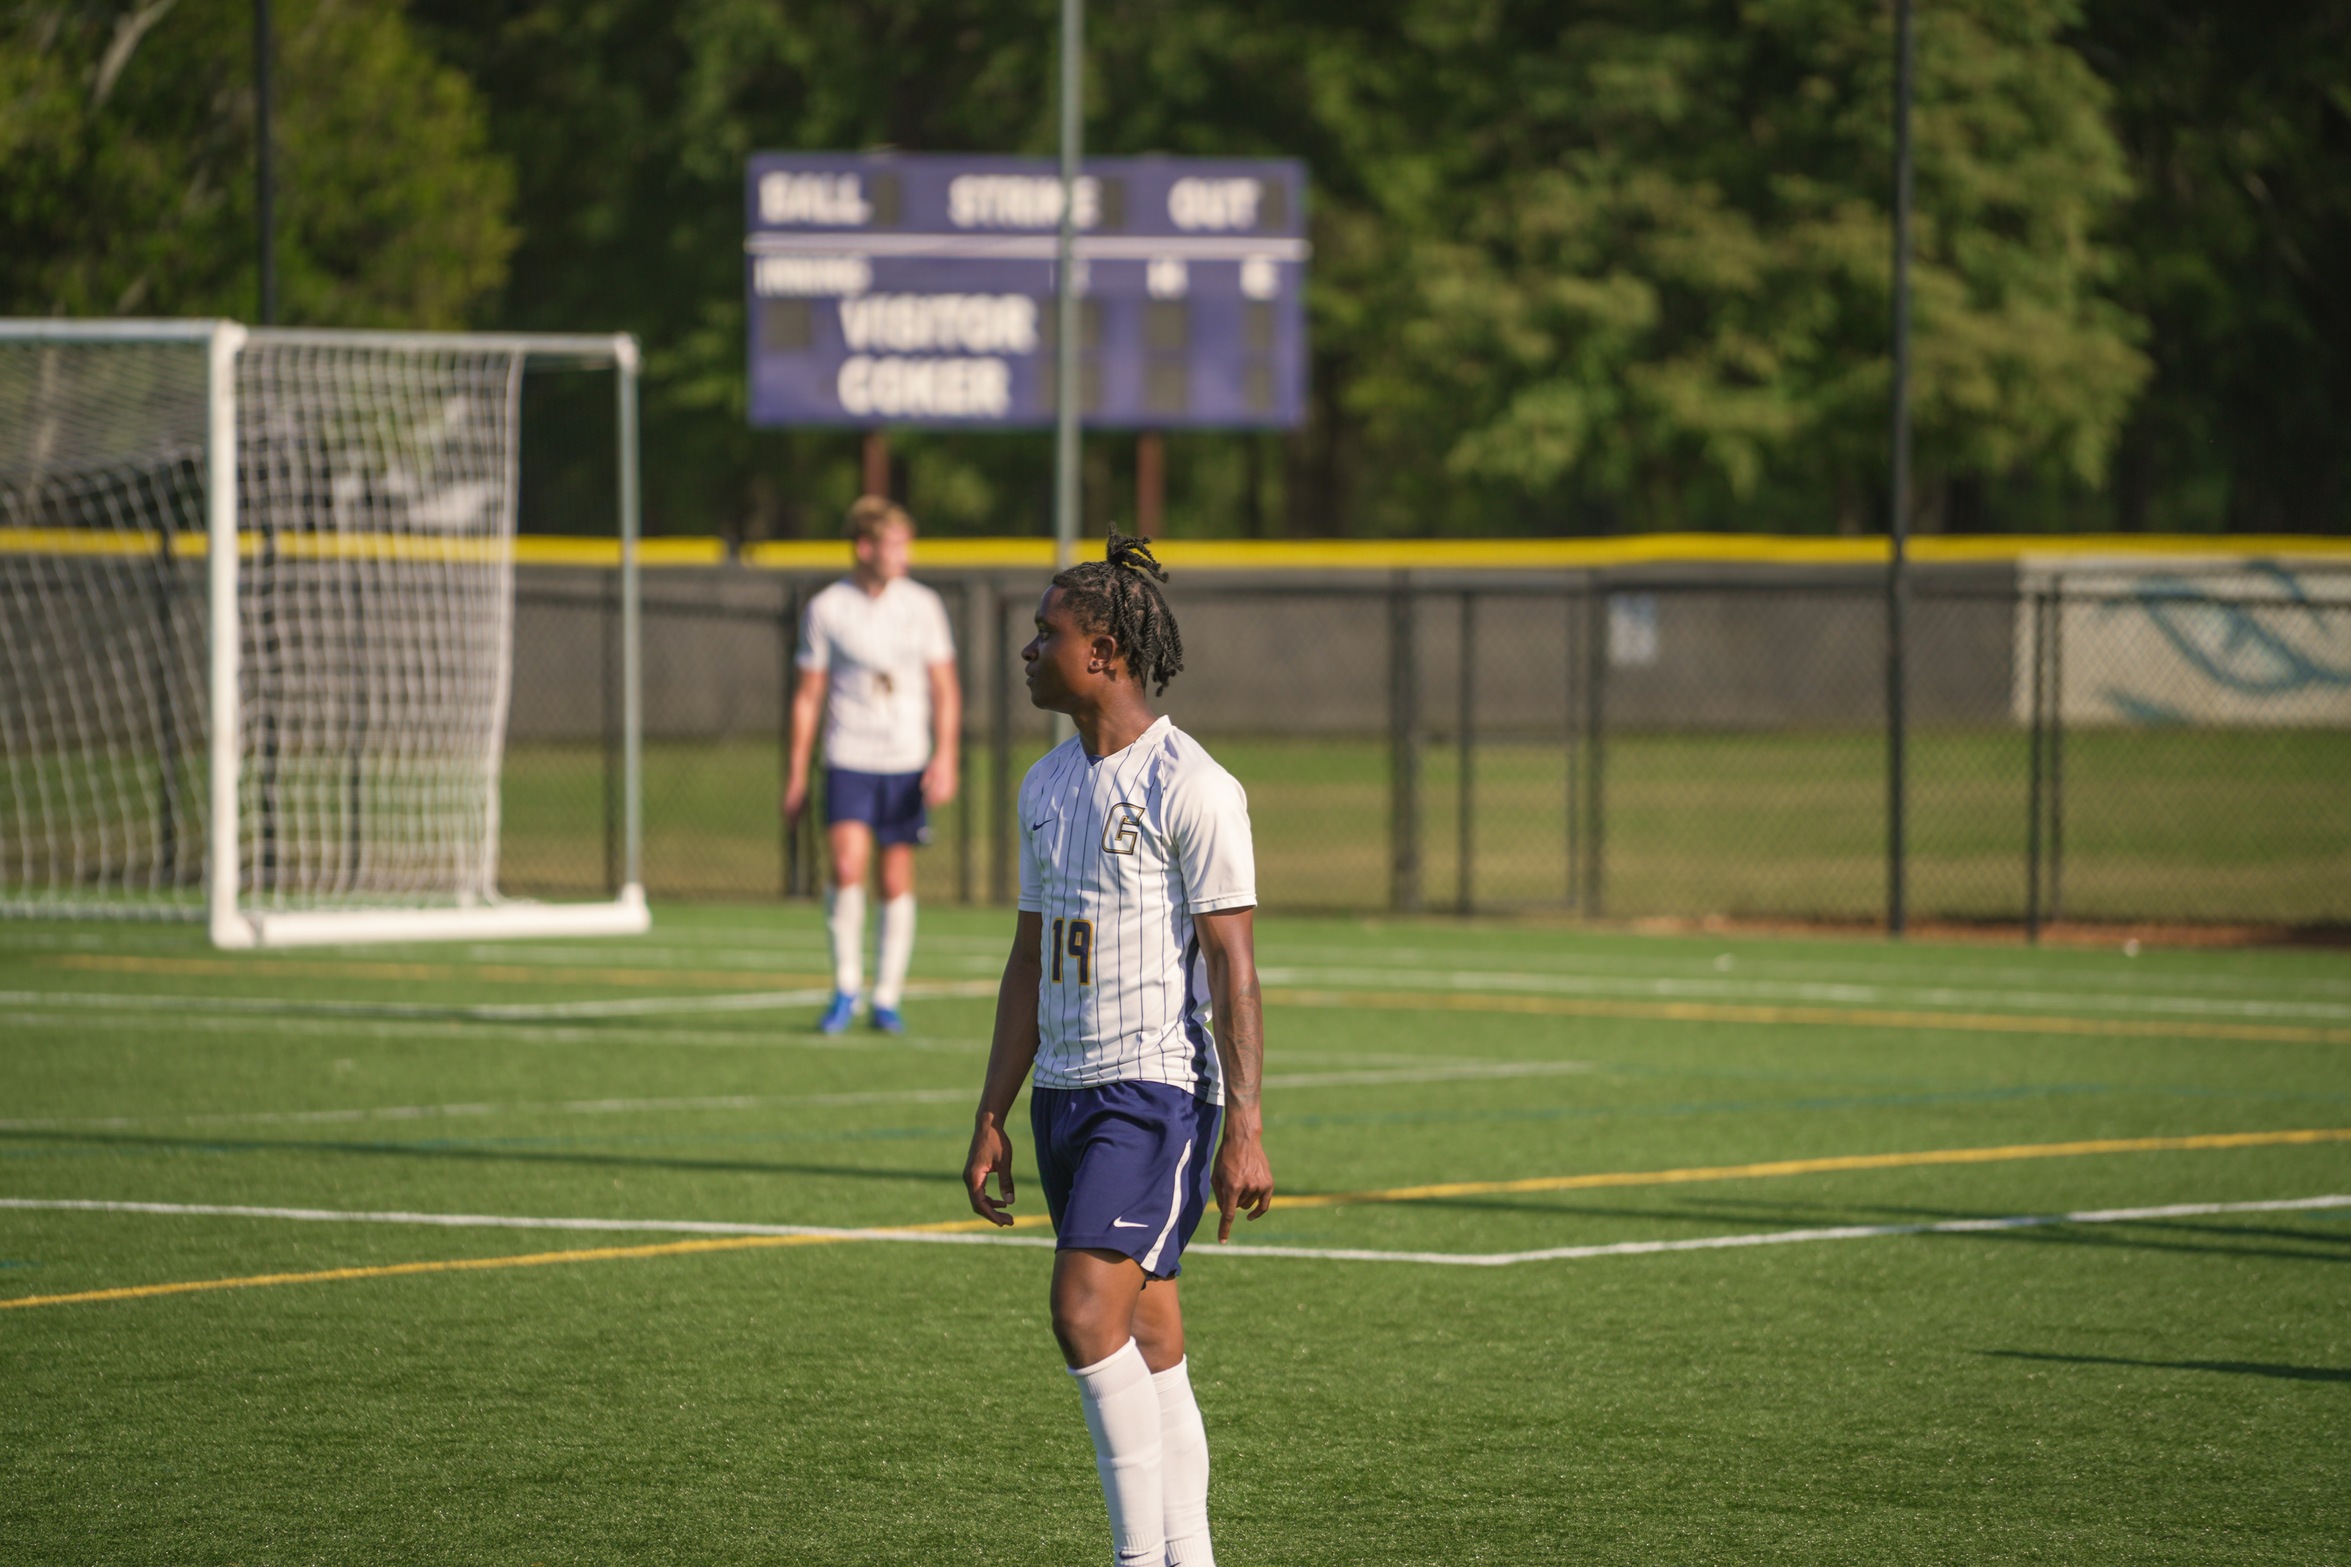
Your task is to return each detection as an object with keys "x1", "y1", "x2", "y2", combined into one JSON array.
[{"x1": 0, "y1": 318, "x2": 648, "y2": 948}]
